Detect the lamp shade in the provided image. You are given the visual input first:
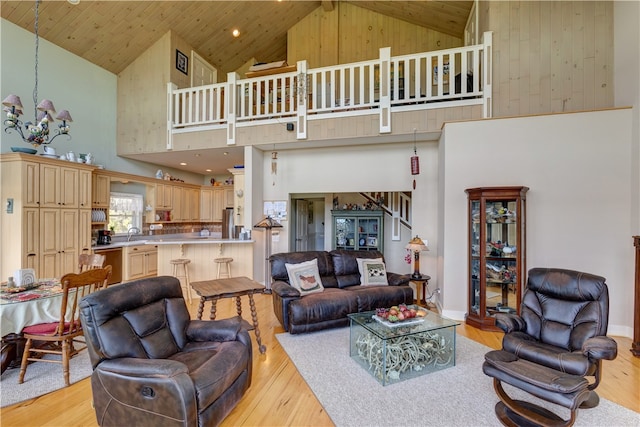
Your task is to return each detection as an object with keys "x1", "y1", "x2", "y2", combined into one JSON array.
[
  {"x1": 406, "y1": 235, "x2": 428, "y2": 252},
  {"x1": 3, "y1": 106, "x2": 23, "y2": 115},
  {"x1": 56, "y1": 110, "x2": 73, "y2": 122},
  {"x1": 37, "y1": 111, "x2": 54, "y2": 122},
  {"x1": 2, "y1": 94, "x2": 23, "y2": 109},
  {"x1": 36, "y1": 99, "x2": 56, "y2": 114},
  {"x1": 254, "y1": 216, "x2": 283, "y2": 229}
]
